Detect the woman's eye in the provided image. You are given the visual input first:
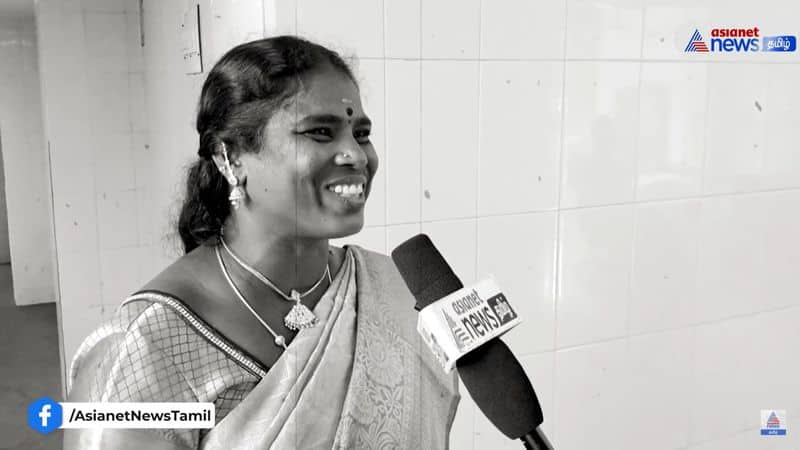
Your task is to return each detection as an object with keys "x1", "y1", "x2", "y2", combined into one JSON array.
[
  {"x1": 304, "y1": 128, "x2": 333, "y2": 141},
  {"x1": 354, "y1": 129, "x2": 371, "y2": 144}
]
